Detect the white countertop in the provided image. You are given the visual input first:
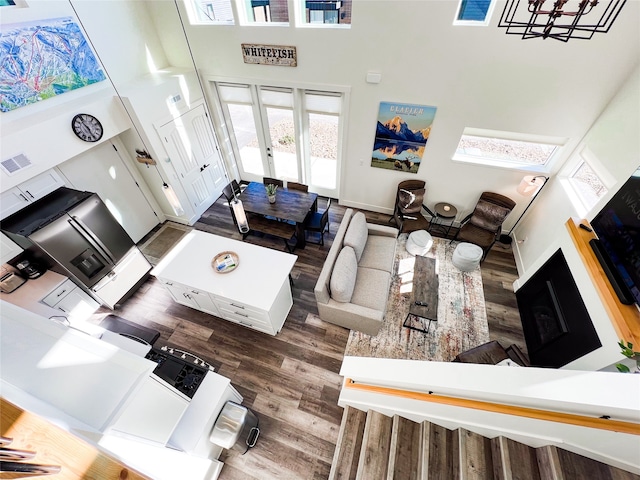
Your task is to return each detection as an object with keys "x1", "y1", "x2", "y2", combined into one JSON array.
[
  {"x1": 151, "y1": 230, "x2": 297, "y2": 311},
  {"x1": 0, "y1": 270, "x2": 67, "y2": 319}
]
